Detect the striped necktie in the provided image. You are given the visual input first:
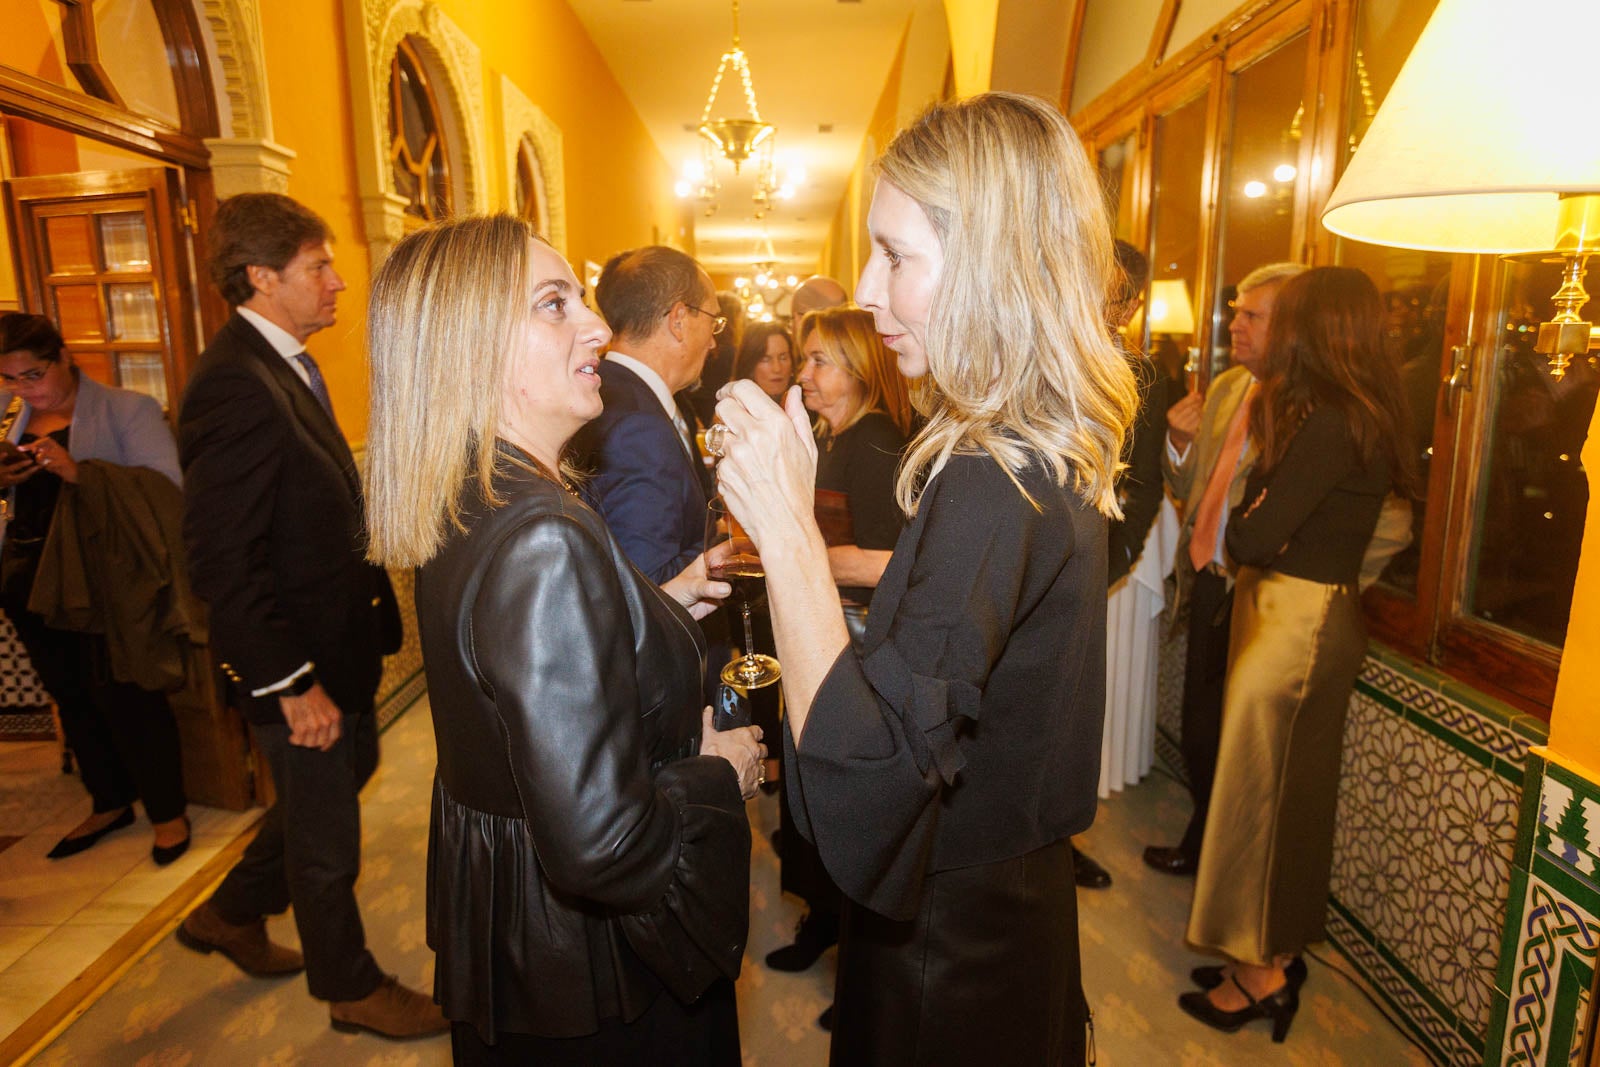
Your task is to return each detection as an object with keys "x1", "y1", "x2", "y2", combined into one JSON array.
[{"x1": 292, "y1": 352, "x2": 337, "y2": 426}]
